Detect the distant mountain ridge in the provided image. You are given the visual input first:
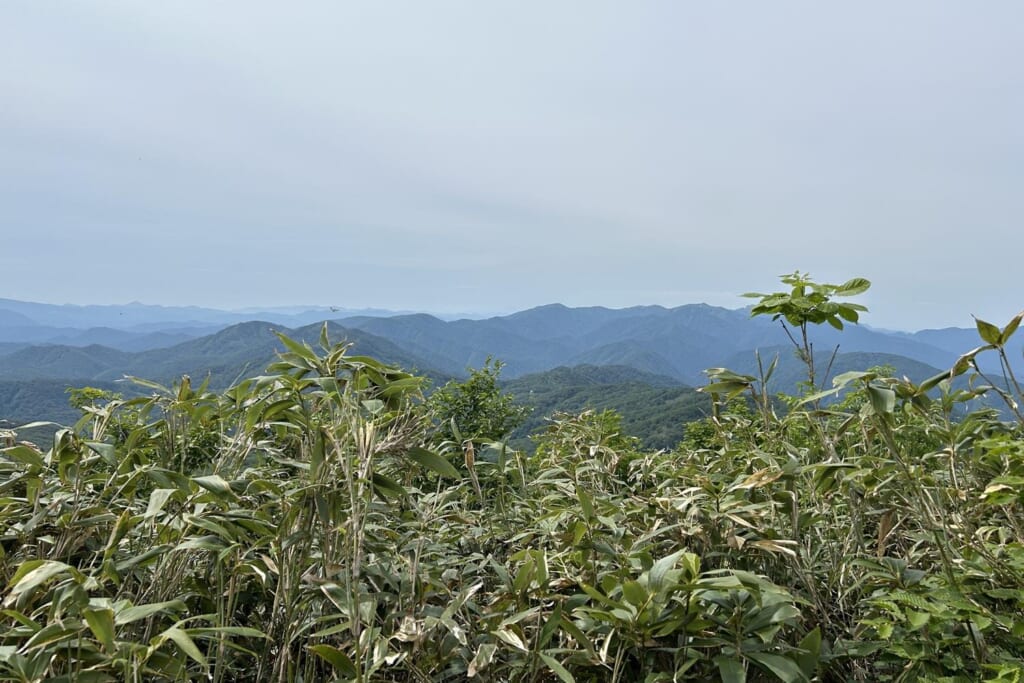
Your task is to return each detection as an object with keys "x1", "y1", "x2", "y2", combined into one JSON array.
[
  {"x1": 2, "y1": 299, "x2": 1014, "y2": 387},
  {"x1": 335, "y1": 303, "x2": 1006, "y2": 384},
  {"x1": 2, "y1": 297, "x2": 1010, "y2": 377},
  {"x1": 0, "y1": 298, "x2": 403, "y2": 329},
  {"x1": 0, "y1": 299, "x2": 484, "y2": 351},
  {"x1": 2, "y1": 300, "x2": 1018, "y2": 438},
  {"x1": 0, "y1": 321, "x2": 446, "y2": 388}
]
